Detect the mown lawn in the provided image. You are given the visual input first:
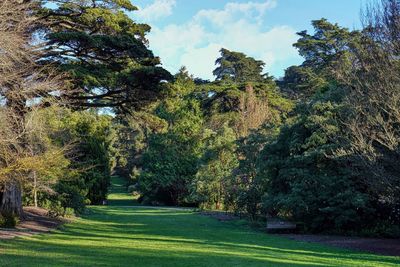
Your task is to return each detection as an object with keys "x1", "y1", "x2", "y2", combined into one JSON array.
[
  {"x1": 1, "y1": 178, "x2": 399, "y2": 267},
  {"x1": 107, "y1": 176, "x2": 139, "y2": 207}
]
